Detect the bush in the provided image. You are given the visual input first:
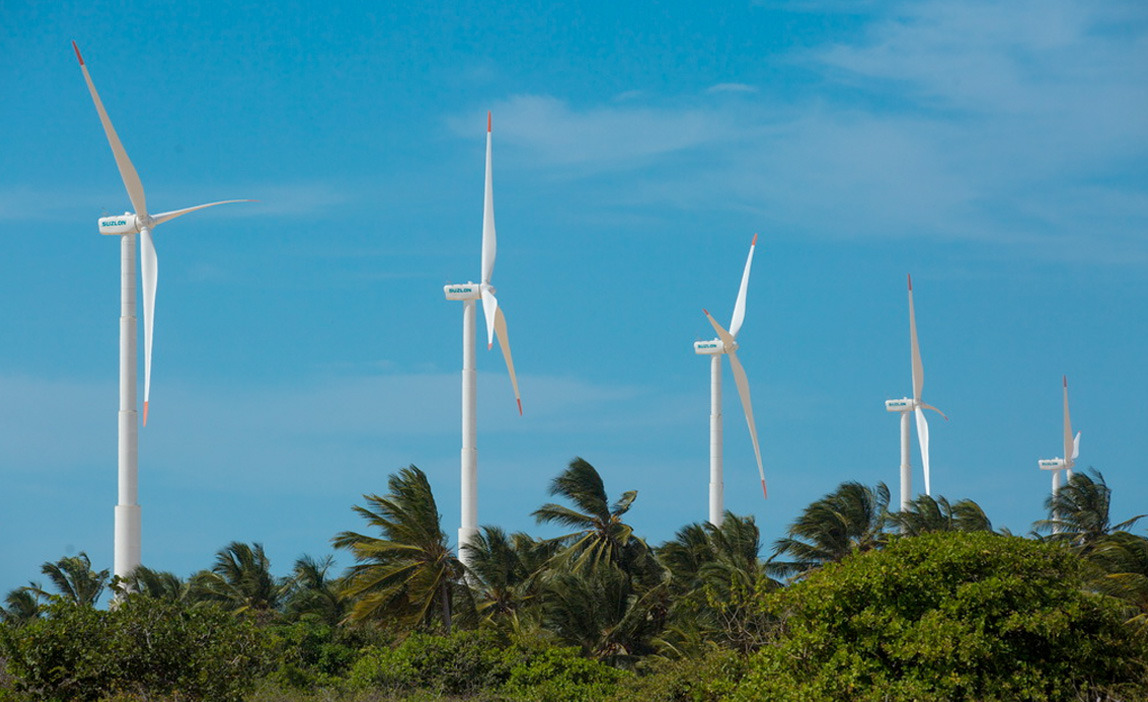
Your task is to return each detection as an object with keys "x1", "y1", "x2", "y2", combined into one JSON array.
[
  {"x1": 733, "y1": 532, "x2": 1148, "y2": 702},
  {"x1": 344, "y1": 629, "x2": 626, "y2": 701},
  {"x1": 0, "y1": 597, "x2": 267, "y2": 702},
  {"x1": 263, "y1": 616, "x2": 372, "y2": 690},
  {"x1": 608, "y1": 645, "x2": 747, "y2": 702},
  {"x1": 347, "y1": 629, "x2": 505, "y2": 695},
  {"x1": 500, "y1": 645, "x2": 627, "y2": 702}
]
